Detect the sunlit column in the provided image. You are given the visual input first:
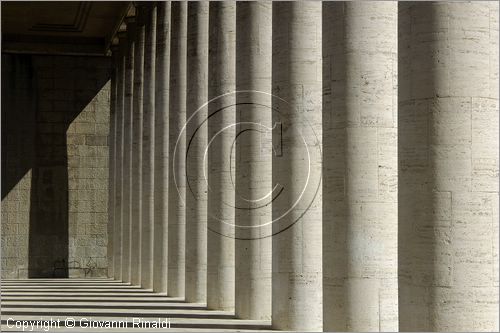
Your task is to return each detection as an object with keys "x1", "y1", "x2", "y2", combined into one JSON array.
[
  {"x1": 322, "y1": 2, "x2": 398, "y2": 331},
  {"x1": 399, "y1": 2, "x2": 499, "y2": 331},
  {"x1": 271, "y1": 2, "x2": 323, "y2": 330}
]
